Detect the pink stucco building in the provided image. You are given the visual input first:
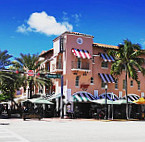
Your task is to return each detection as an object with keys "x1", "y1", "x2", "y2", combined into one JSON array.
[
  {"x1": 39, "y1": 31, "x2": 145, "y2": 102},
  {"x1": 35, "y1": 31, "x2": 145, "y2": 118}
]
